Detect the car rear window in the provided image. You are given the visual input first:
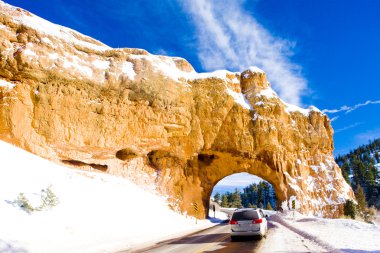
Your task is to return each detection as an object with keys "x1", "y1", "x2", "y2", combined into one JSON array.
[{"x1": 231, "y1": 210, "x2": 259, "y2": 220}]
